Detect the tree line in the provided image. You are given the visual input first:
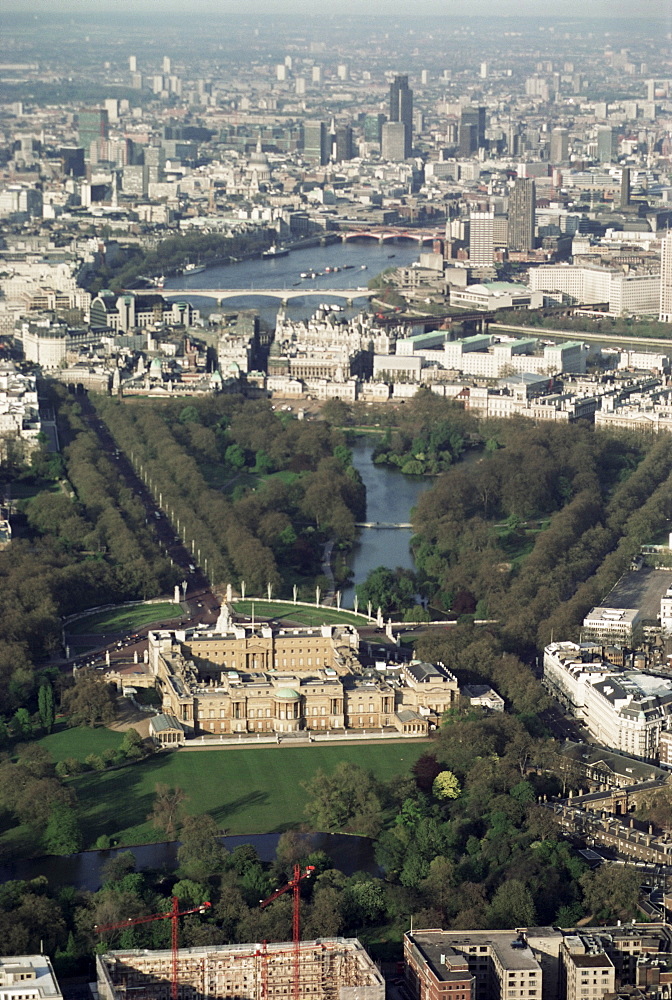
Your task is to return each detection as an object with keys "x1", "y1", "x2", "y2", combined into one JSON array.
[
  {"x1": 0, "y1": 385, "x2": 176, "y2": 717},
  {"x1": 93, "y1": 394, "x2": 365, "y2": 597},
  {"x1": 0, "y1": 707, "x2": 643, "y2": 967}
]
